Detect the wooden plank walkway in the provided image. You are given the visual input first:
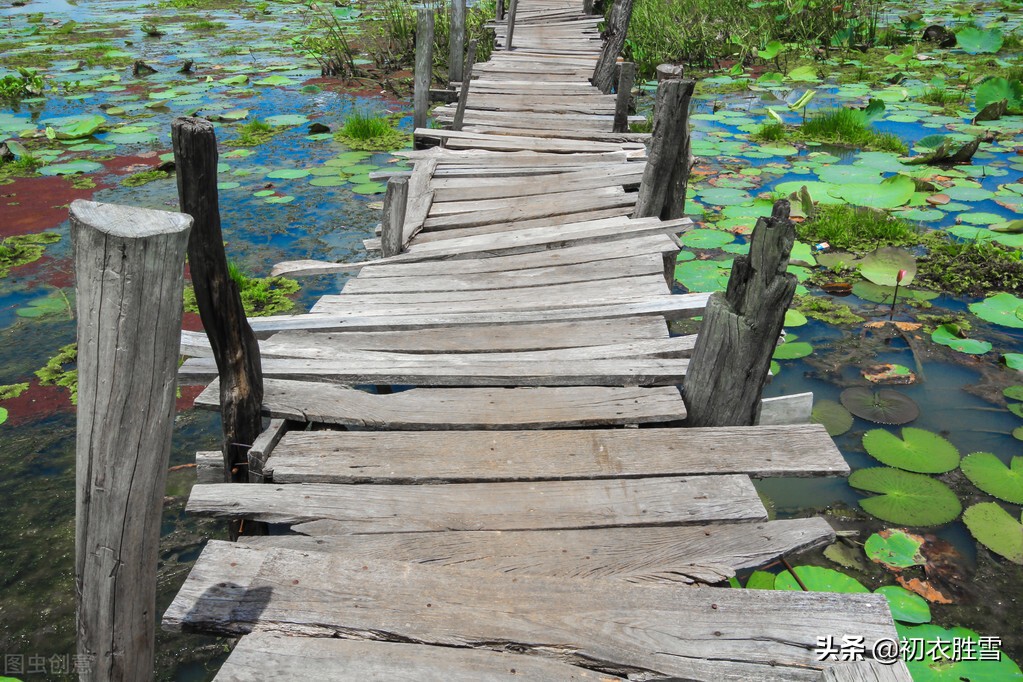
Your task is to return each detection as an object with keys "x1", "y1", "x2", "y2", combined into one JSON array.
[{"x1": 166, "y1": 1, "x2": 912, "y2": 679}]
